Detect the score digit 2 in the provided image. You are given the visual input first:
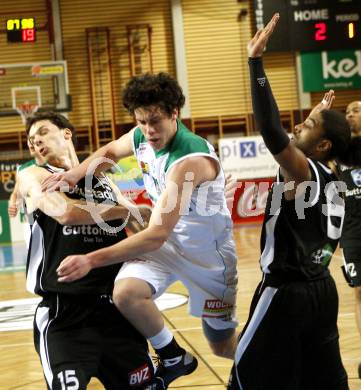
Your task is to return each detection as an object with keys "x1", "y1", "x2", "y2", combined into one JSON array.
[{"x1": 315, "y1": 22, "x2": 327, "y2": 41}]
